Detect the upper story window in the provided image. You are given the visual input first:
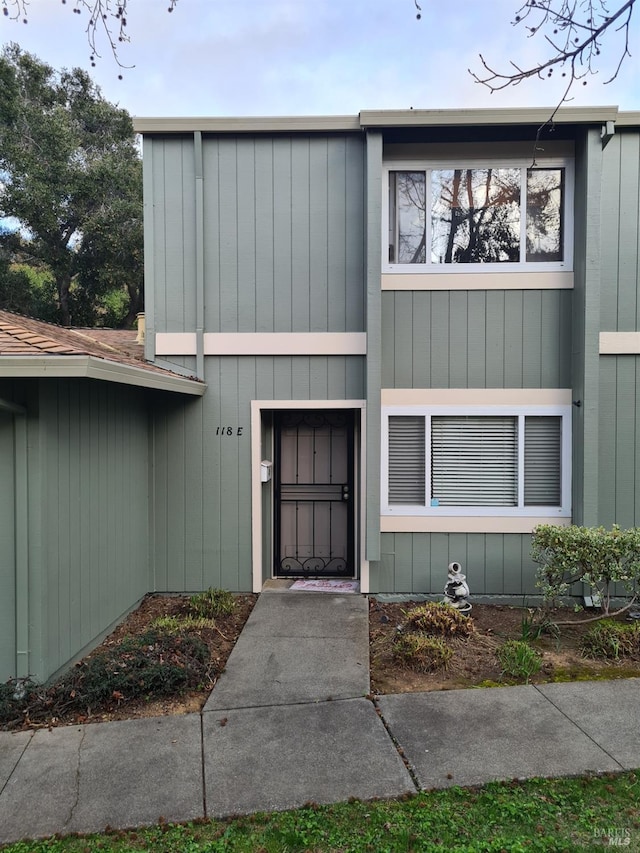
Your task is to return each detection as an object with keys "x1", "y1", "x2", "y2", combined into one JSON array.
[{"x1": 384, "y1": 159, "x2": 573, "y2": 273}]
